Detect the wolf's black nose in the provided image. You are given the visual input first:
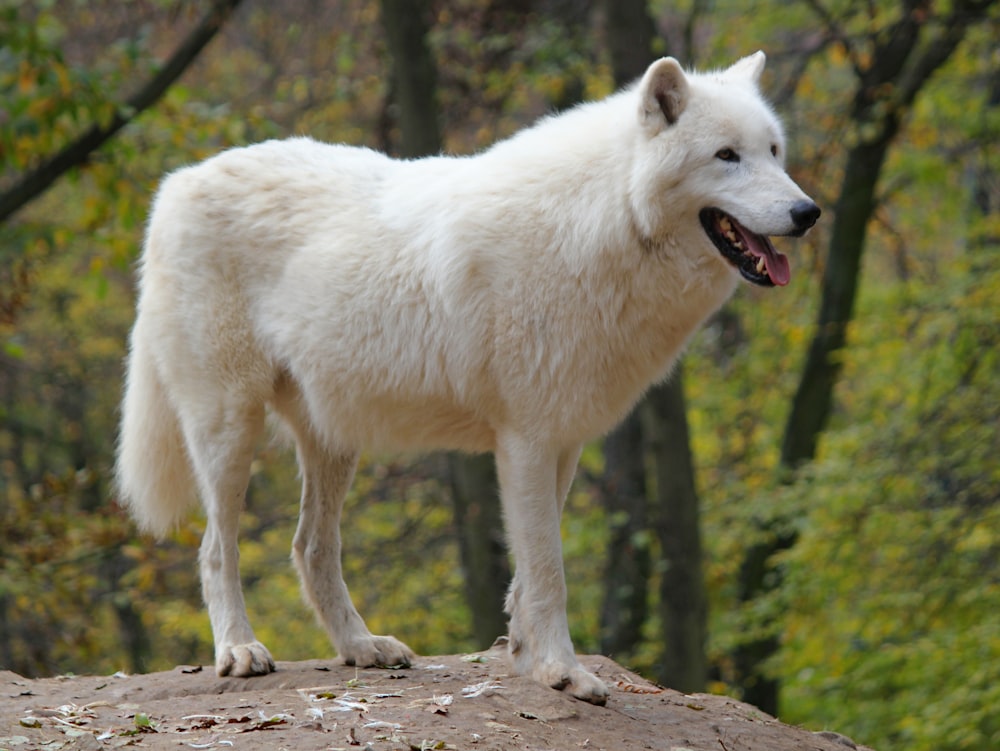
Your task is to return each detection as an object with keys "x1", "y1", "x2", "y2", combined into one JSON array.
[{"x1": 790, "y1": 200, "x2": 821, "y2": 232}]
